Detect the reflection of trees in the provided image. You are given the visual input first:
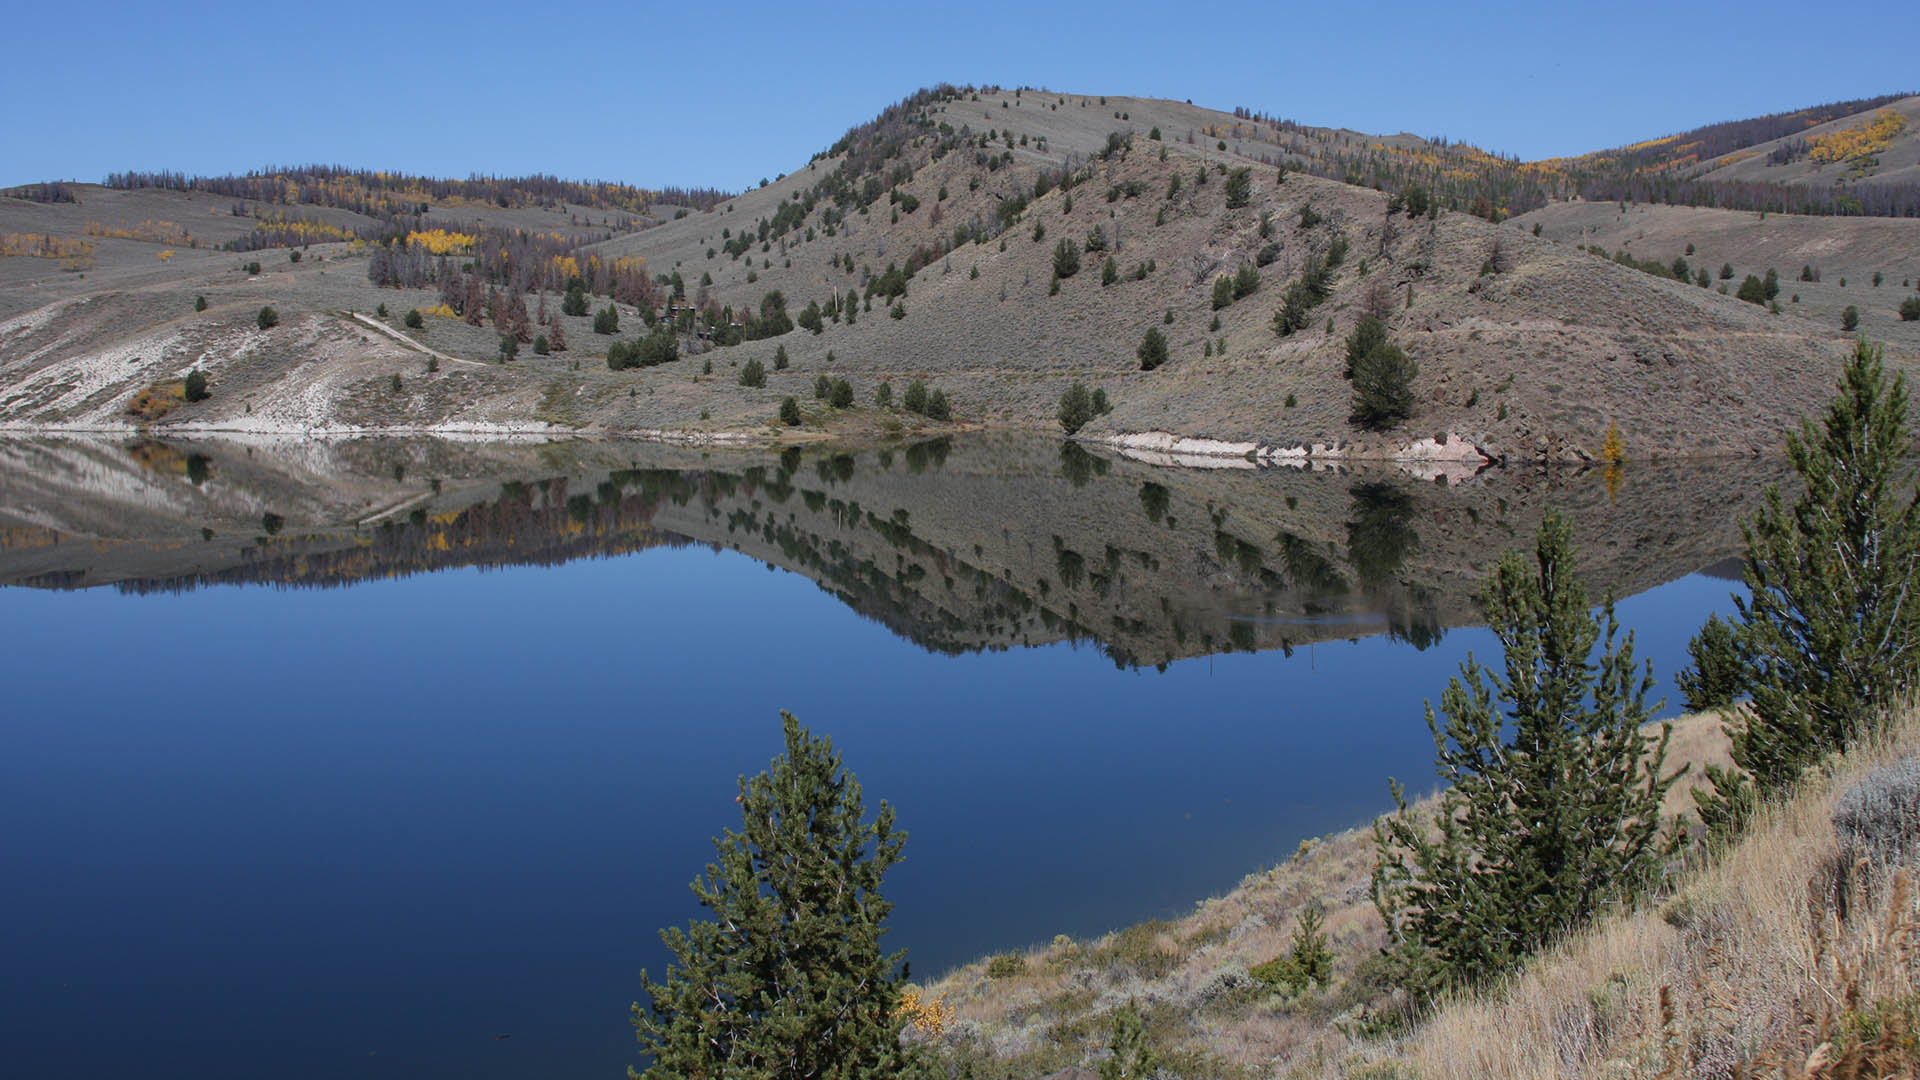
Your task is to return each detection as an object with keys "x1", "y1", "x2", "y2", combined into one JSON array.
[
  {"x1": 1346, "y1": 483, "x2": 1421, "y2": 587},
  {"x1": 1138, "y1": 481, "x2": 1170, "y2": 524},
  {"x1": 1277, "y1": 532, "x2": 1348, "y2": 599},
  {"x1": 1058, "y1": 442, "x2": 1107, "y2": 489}
]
